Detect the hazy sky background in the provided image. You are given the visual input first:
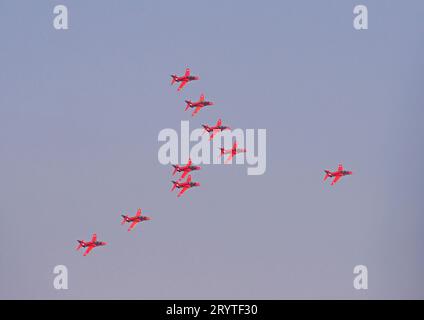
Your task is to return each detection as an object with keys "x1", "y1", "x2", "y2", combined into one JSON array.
[{"x1": 1, "y1": 0, "x2": 423, "y2": 299}]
